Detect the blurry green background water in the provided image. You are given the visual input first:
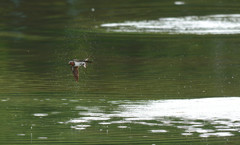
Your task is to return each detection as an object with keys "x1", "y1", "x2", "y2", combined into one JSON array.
[{"x1": 1, "y1": 0, "x2": 240, "y2": 144}]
